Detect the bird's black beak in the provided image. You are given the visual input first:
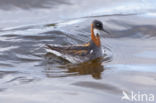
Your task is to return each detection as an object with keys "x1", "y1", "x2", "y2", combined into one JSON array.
[{"x1": 102, "y1": 28, "x2": 111, "y2": 35}]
